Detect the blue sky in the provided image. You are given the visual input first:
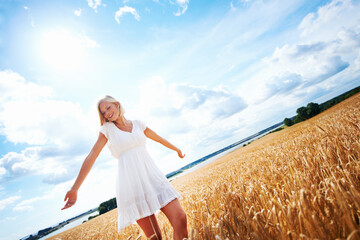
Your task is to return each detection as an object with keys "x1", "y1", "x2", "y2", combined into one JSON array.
[{"x1": 1, "y1": 0, "x2": 360, "y2": 239}]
